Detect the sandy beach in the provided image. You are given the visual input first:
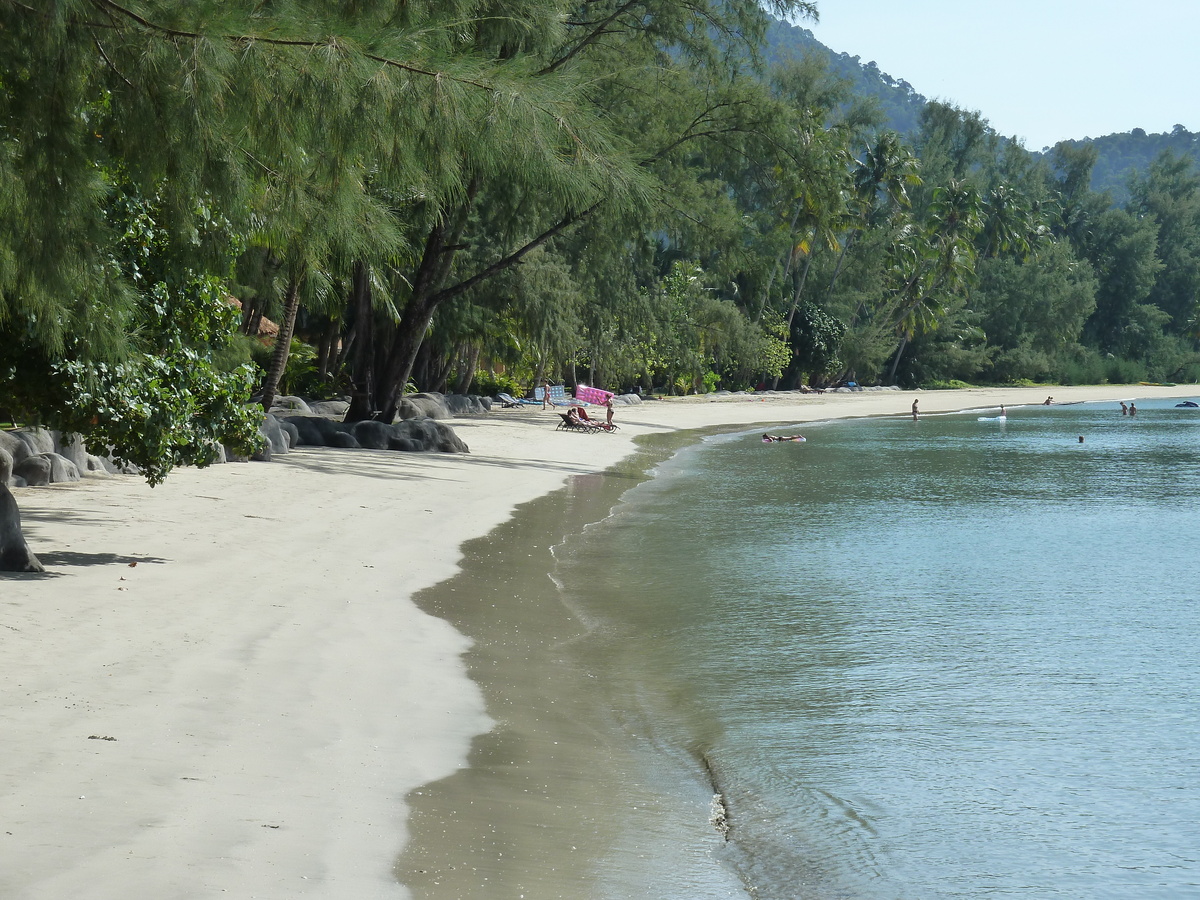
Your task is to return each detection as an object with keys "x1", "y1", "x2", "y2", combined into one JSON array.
[{"x1": 1, "y1": 383, "x2": 1194, "y2": 899}]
